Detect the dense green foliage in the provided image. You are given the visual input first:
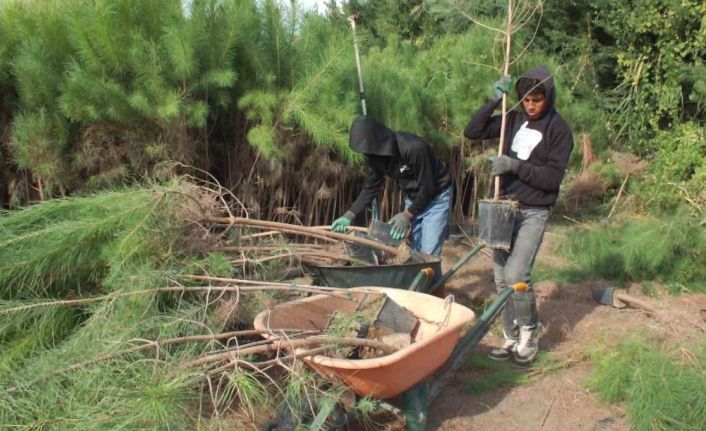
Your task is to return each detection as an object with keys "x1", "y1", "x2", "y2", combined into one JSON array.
[
  {"x1": 559, "y1": 210, "x2": 706, "y2": 292},
  {"x1": 538, "y1": 0, "x2": 706, "y2": 150},
  {"x1": 588, "y1": 338, "x2": 706, "y2": 431},
  {"x1": 0, "y1": 1, "x2": 704, "y2": 428},
  {"x1": 0, "y1": 183, "x2": 237, "y2": 429},
  {"x1": 634, "y1": 122, "x2": 706, "y2": 212},
  {"x1": 0, "y1": 0, "x2": 702, "y2": 225},
  {"x1": 0, "y1": 0, "x2": 578, "y2": 209}
]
